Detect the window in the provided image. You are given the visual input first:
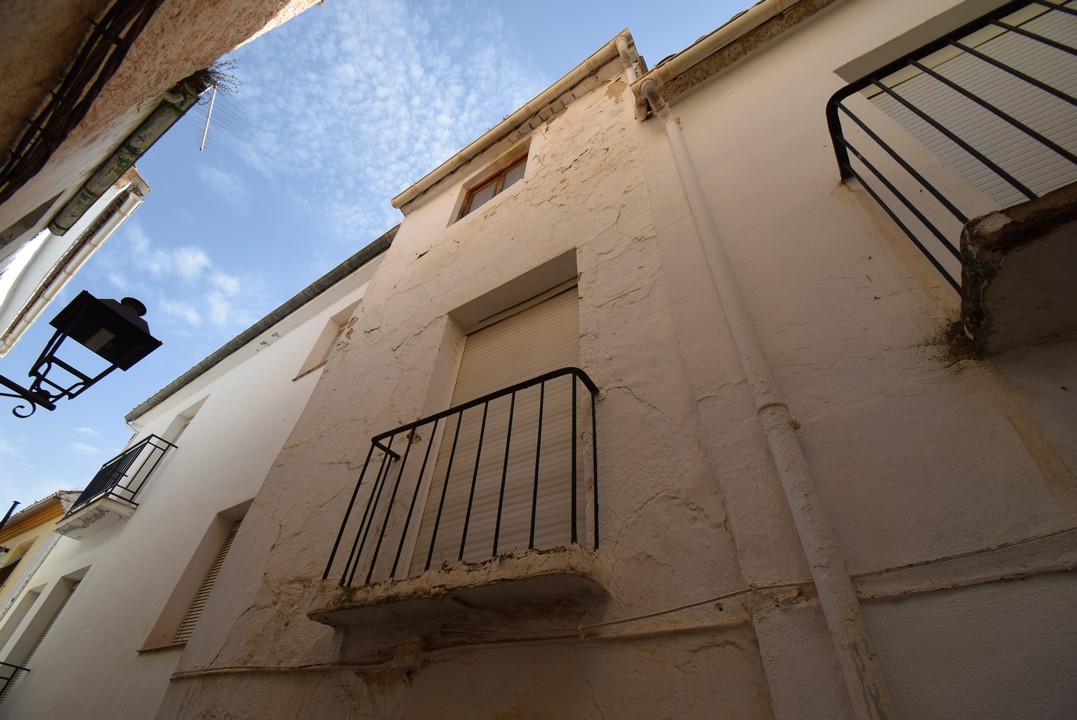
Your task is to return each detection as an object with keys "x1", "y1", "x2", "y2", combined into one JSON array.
[
  {"x1": 0, "y1": 544, "x2": 30, "y2": 590},
  {"x1": 141, "y1": 501, "x2": 249, "y2": 651},
  {"x1": 173, "y1": 522, "x2": 240, "y2": 643},
  {"x1": 457, "y1": 152, "x2": 528, "y2": 220},
  {"x1": 408, "y1": 285, "x2": 581, "y2": 573},
  {"x1": 296, "y1": 302, "x2": 359, "y2": 378}
]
